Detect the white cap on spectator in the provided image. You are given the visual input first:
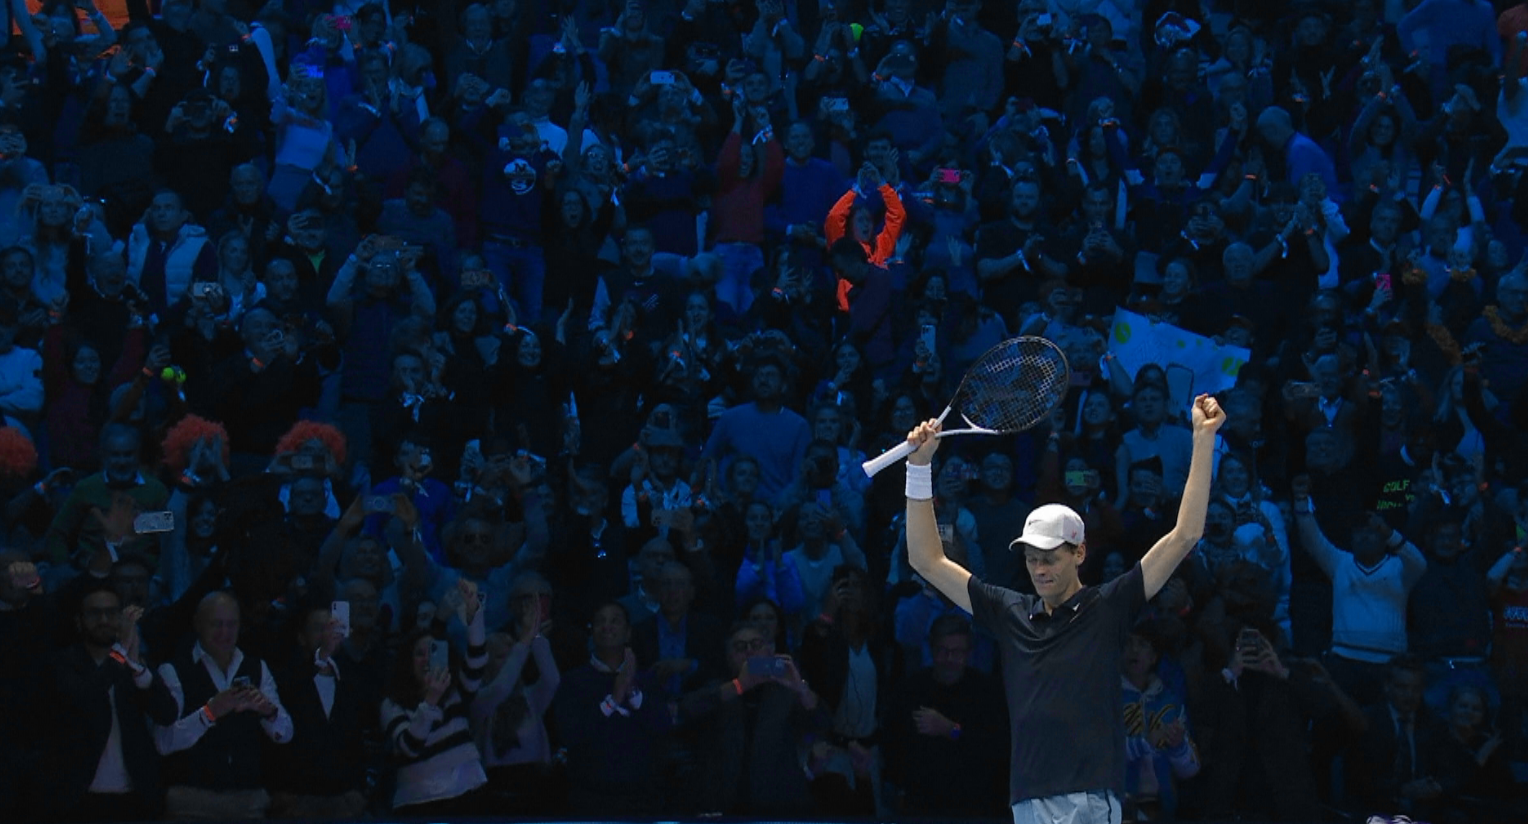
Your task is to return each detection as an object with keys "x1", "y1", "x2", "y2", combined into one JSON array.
[{"x1": 1010, "y1": 504, "x2": 1086, "y2": 551}]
